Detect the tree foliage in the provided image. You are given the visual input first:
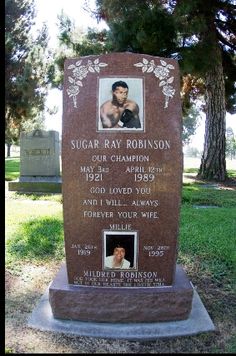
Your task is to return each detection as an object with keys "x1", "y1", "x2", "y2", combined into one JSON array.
[
  {"x1": 94, "y1": 0, "x2": 236, "y2": 181},
  {"x1": 95, "y1": 0, "x2": 177, "y2": 55},
  {"x1": 47, "y1": 11, "x2": 112, "y2": 89},
  {"x1": 5, "y1": 0, "x2": 50, "y2": 148}
]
